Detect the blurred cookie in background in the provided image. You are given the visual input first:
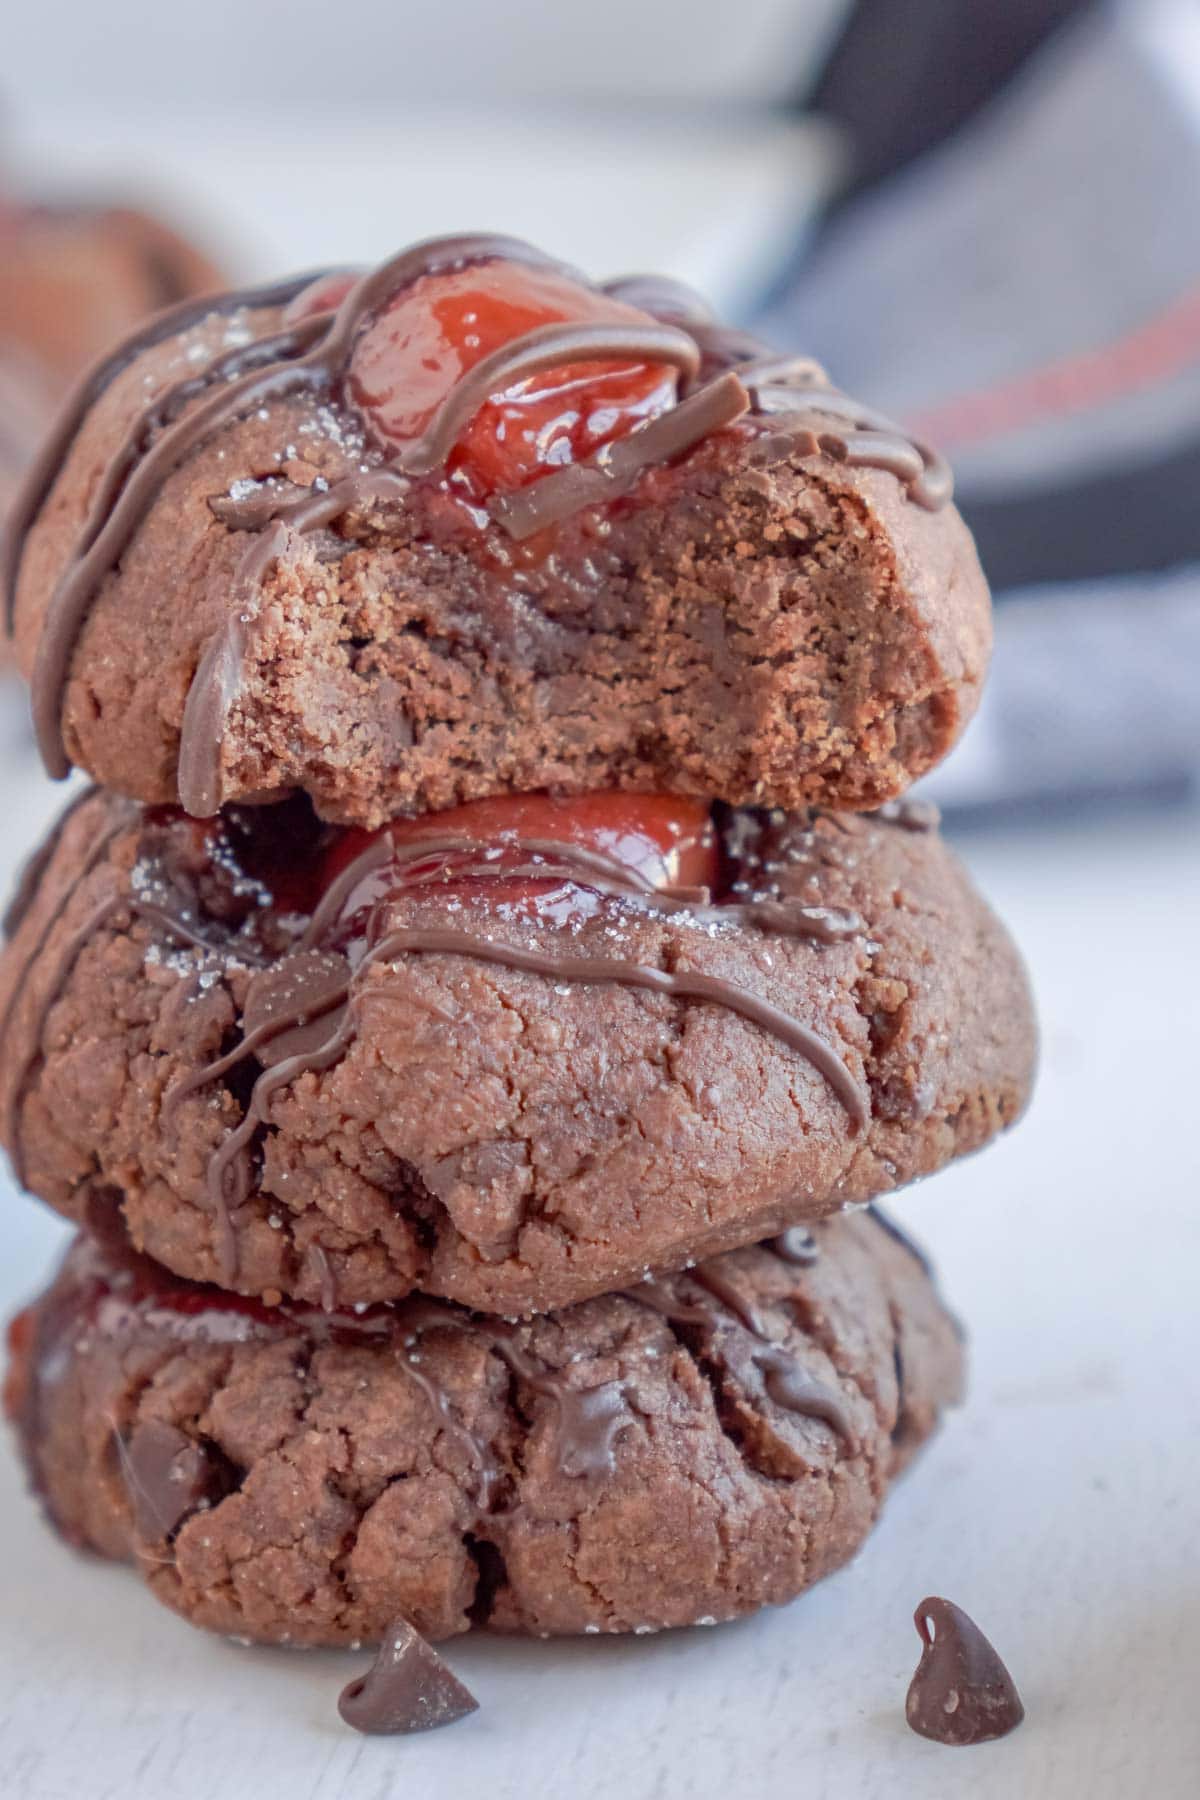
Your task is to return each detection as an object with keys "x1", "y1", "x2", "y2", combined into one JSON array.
[
  {"x1": 0, "y1": 183, "x2": 225, "y2": 691},
  {"x1": 0, "y1": 347, "x2": 55, "y2": 700},
  {"x1": 0, "y1": 345, "x2": 53, "y2": 521},
  {"x1": 0, "y1": 193, "x2": 224, "y2": 399}
]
